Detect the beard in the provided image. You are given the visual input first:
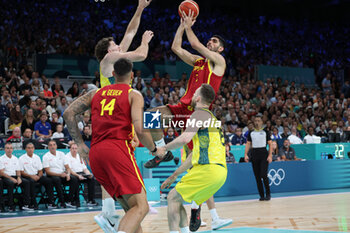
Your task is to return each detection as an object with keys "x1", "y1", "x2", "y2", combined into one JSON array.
[{"x1": 191, "y1": 99, "x2": 197, "y2": 108}]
